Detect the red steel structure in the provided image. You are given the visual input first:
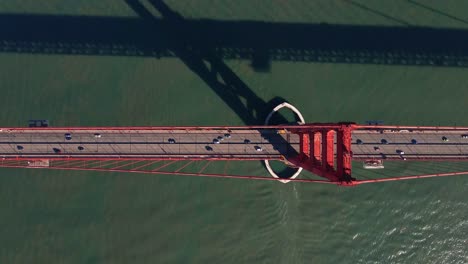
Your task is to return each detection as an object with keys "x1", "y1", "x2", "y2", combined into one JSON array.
[
  {"x1": 288, "y1": 123, "x2": 354, "y2": 183},
  {"x1": 0, "y1": 123, "x2": 467, "y2": 186}
]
